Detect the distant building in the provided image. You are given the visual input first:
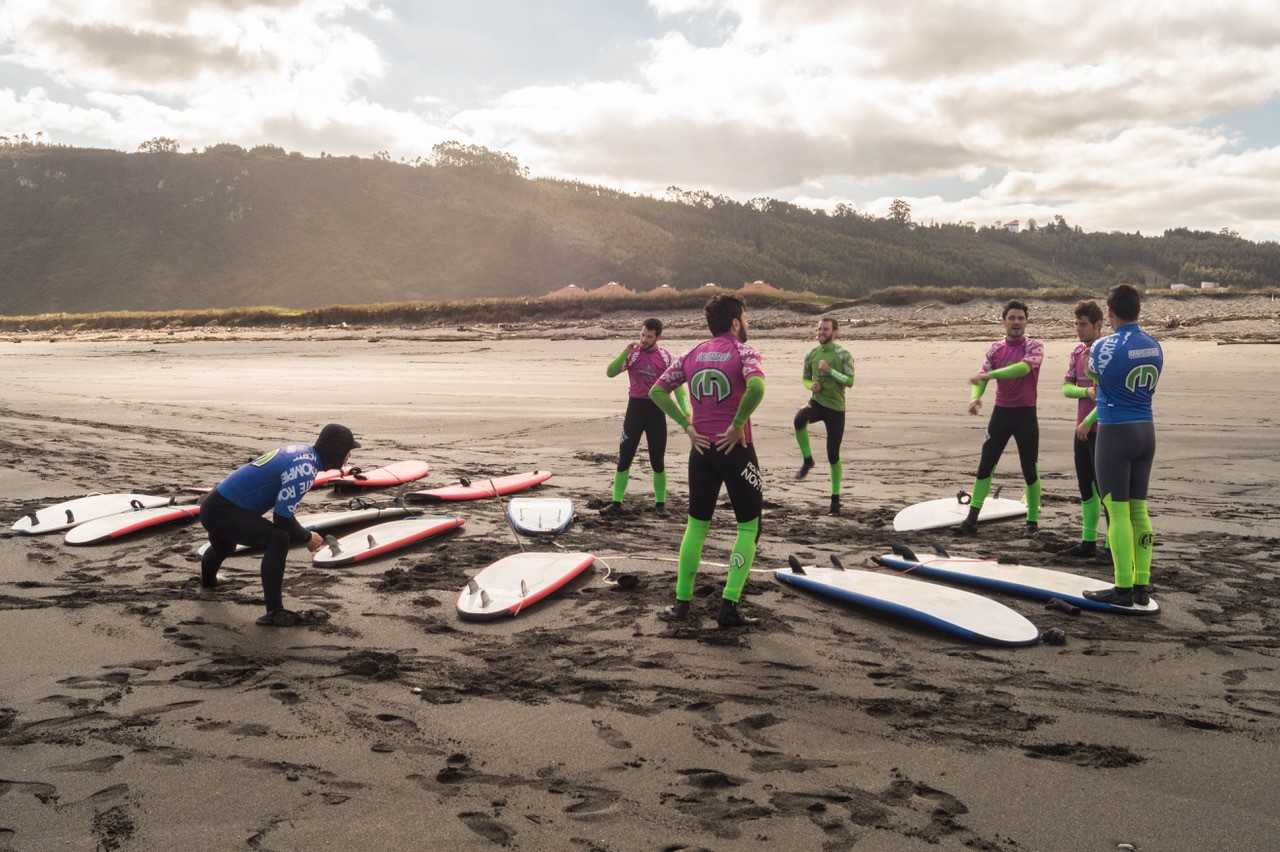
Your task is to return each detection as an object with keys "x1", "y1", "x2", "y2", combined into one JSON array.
[
  {"x1": 648, "y1": 284, "x2": 679, "y2": 295},
  {"x1": 545, "y1": 284, "x2": 586, "y2": 299},
  {"x1": 1004, "y1": 220, "x2": 1020, "y2": 233},
  {"x1": 1170, "y1": 283, "x2": 1192, "y2": 291},
  {"x1": 1200, "y1": 281, "x2": 1220, "y2": 289},
  {"x1": 740, "y1": 280, "x2": 781, "y2": 293},
  {"x1": 589, "y1": 282, "x2": 633, "y2": 297}
]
